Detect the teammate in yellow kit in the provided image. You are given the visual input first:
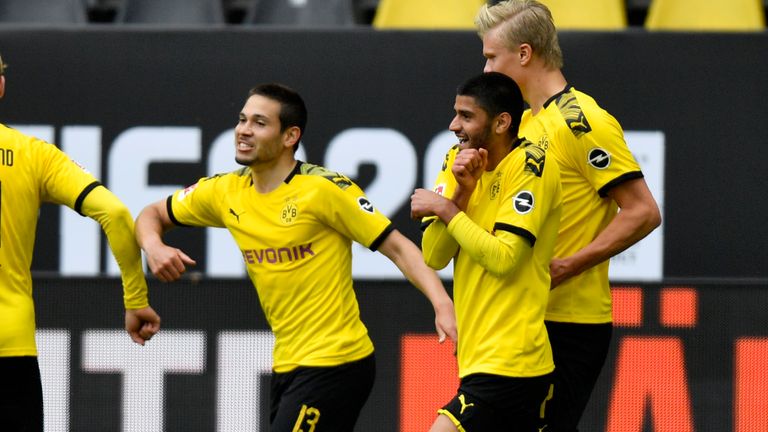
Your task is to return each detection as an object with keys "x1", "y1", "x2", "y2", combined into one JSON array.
[
  {"x1": 411, "y1": 72, "x2": 562, "y2": 431},
  {"x1": 135, "y1": 83, "x2": 456, "y2": 432},
  {"x1": 476, "y1": 2, "x2": 662, "y2": 429},
  {"x1": 0, "y1": 52, "x2": 160, "y2": 432}
]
